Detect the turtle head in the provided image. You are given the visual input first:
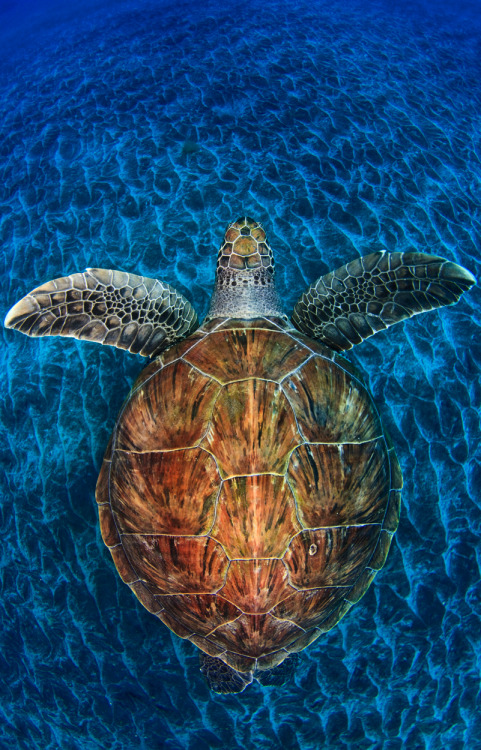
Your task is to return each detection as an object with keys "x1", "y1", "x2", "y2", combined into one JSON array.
[
  {"x1": 207, "y1": 216, "x2": 283, "y2": 320},
  {"x1": 216, "y1": 216, "x2": 275, "y2": 277}
]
